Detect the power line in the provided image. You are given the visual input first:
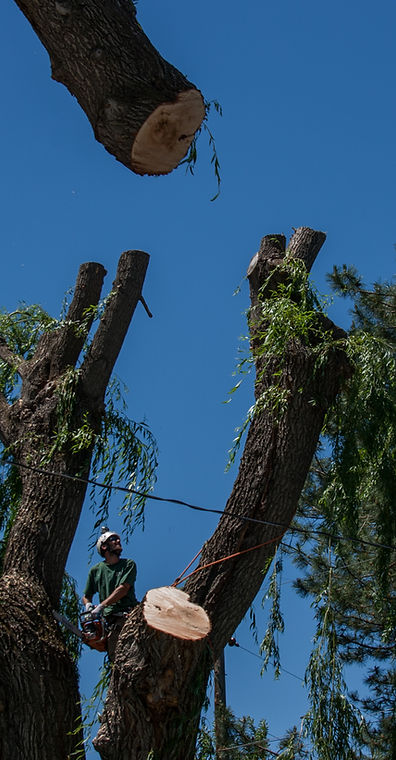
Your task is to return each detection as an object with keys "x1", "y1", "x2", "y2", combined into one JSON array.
[
  {"x1": 2, "y1": 457, "x2": 396, "y2": 553},
  {"x1": 229, "y1": 640, "x2": 304, "y2": 683},
  {"x1": 217, "y1": 738, "x2": 279, "y2": 755}
]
